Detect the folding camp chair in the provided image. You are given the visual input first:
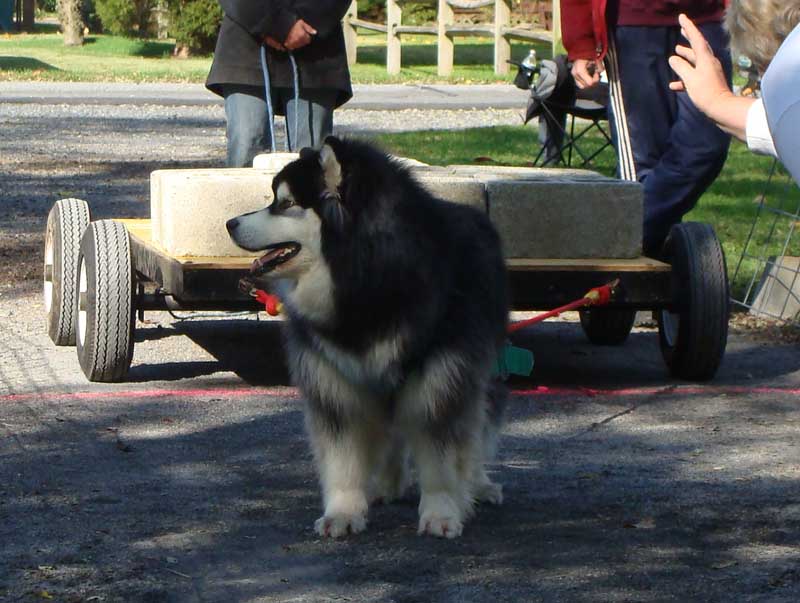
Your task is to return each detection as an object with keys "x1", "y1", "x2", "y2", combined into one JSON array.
[{"x1": 514, "y1": 55, "x2": 615, "y2": 169}]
